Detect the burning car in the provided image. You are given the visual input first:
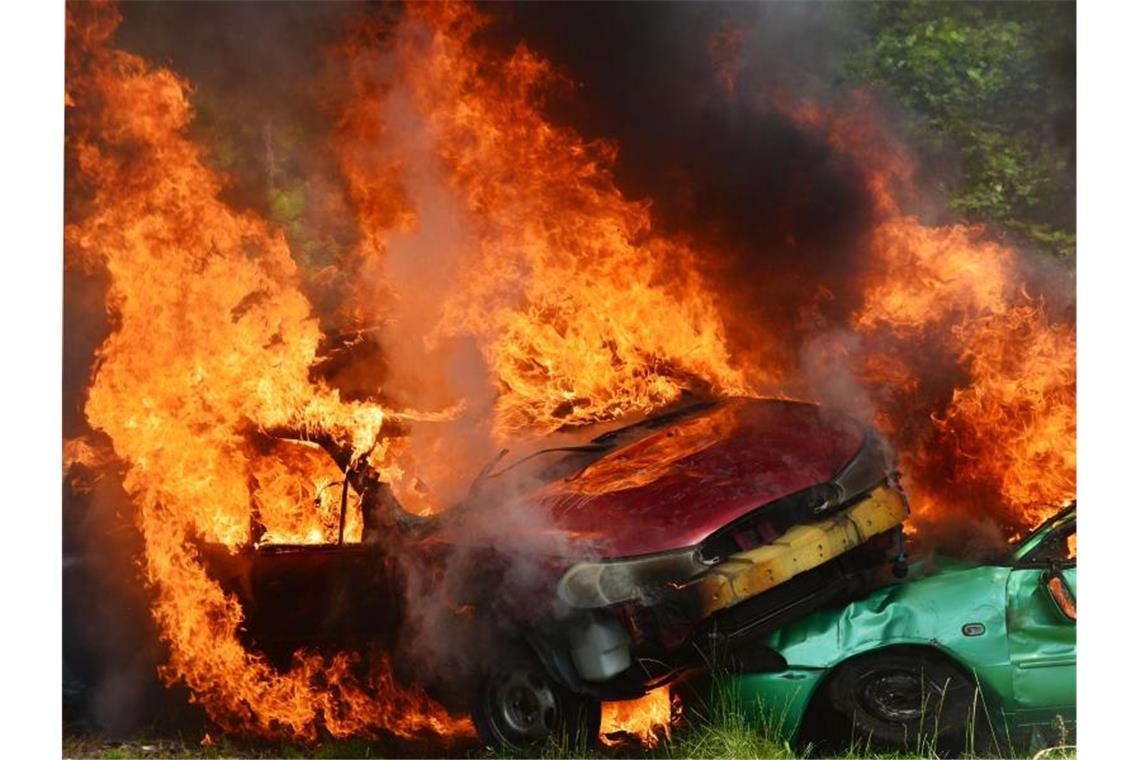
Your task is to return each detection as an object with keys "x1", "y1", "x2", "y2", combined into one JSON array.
[
  {"x1": 199, "y1": 396, "x2": 908, "y2": 748},
  {"x1": 725, "y1": 504, "x2": 1076, "y2": 755}
]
